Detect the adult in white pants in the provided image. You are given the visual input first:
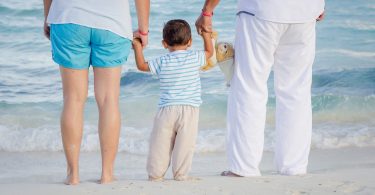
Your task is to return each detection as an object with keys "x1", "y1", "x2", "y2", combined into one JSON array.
[{"x1": 196, "y1": 0, "x2": 325, "y2": 176}]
